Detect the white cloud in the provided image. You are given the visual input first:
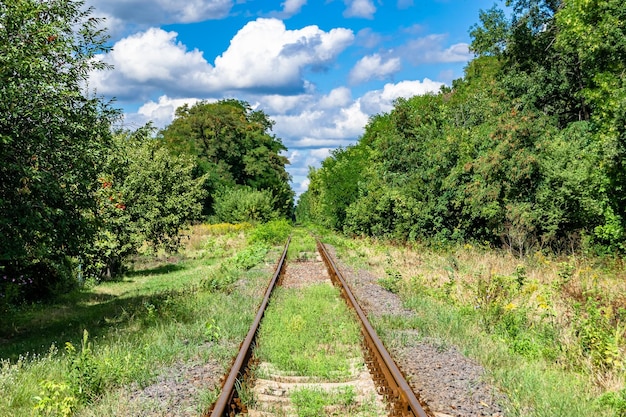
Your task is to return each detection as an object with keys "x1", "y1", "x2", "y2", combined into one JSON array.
[
  {"x1": 310, "y1": 148, "x2": 332, "y2": 159},
  {"x1": 89, "y1": 28, "x2": 212, "y2": 99},
  {"x1": 208, "y1": 19, "x2": 353, "y2": 92},
  {"x1": 270, "y1": 0, "x2": 307, "y2": 18},
  {"x1": 255, "y1": 94, "x2": 311, "y2": 115},
  {"x1": 138, "y1": 96, "x2": 206, "y2": 127},
  {"x1": 91, "y1": 19, "x2": 354, "y2": 99},
  {"x1": 87, "y1": 0, "x2": 234, "y2": 27},
  {"x1": 318, "y1": 87, "x2": 352, "y2": 109},
  {"x1": 401, "y1": 34, "x2": 472, "y2": 64},
  {"x1": 349, "y1": 54, "x2": 401, "y2": 84},
  {"x1": 360, "y1": 78, "x2": 444, "y2": 114},
  {"x1": 344, "y1": 0, "x2": 376, "y2": 19}
]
